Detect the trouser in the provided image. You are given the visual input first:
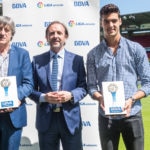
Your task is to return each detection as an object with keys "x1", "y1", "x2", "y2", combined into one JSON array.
[
  {"x1": 38, "y1": 110, "x2": 83, "y2": 150},
  {"x1": 0, "y1": 114, "x2": 22, "y2": 150},
  {"x1": 99, "y1": 111, "x2": 144, "y2": 150}
]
